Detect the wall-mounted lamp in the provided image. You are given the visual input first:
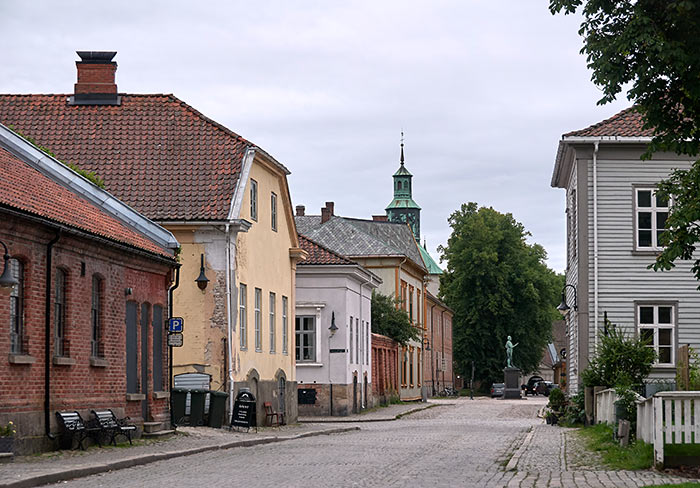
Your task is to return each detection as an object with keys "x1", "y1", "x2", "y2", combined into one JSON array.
[
  {"x1": 125, "y1": 287, "x2": 133, "y2": 296},
  {"x1": 557, "y1": 284, "x2": 578, "y2": 315},
  {"x1": 0, "y1": 240, "x2": 19, "y2": 293},
  {"x1": 329, "y1": 311, "x2": 338, "y2": 335},
  {"x1": 422, "y1": 337, "x2": 431, "y2": 351},
  {"x1": 195, "y1": 254, "x2": 209, "y2": 291}
]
